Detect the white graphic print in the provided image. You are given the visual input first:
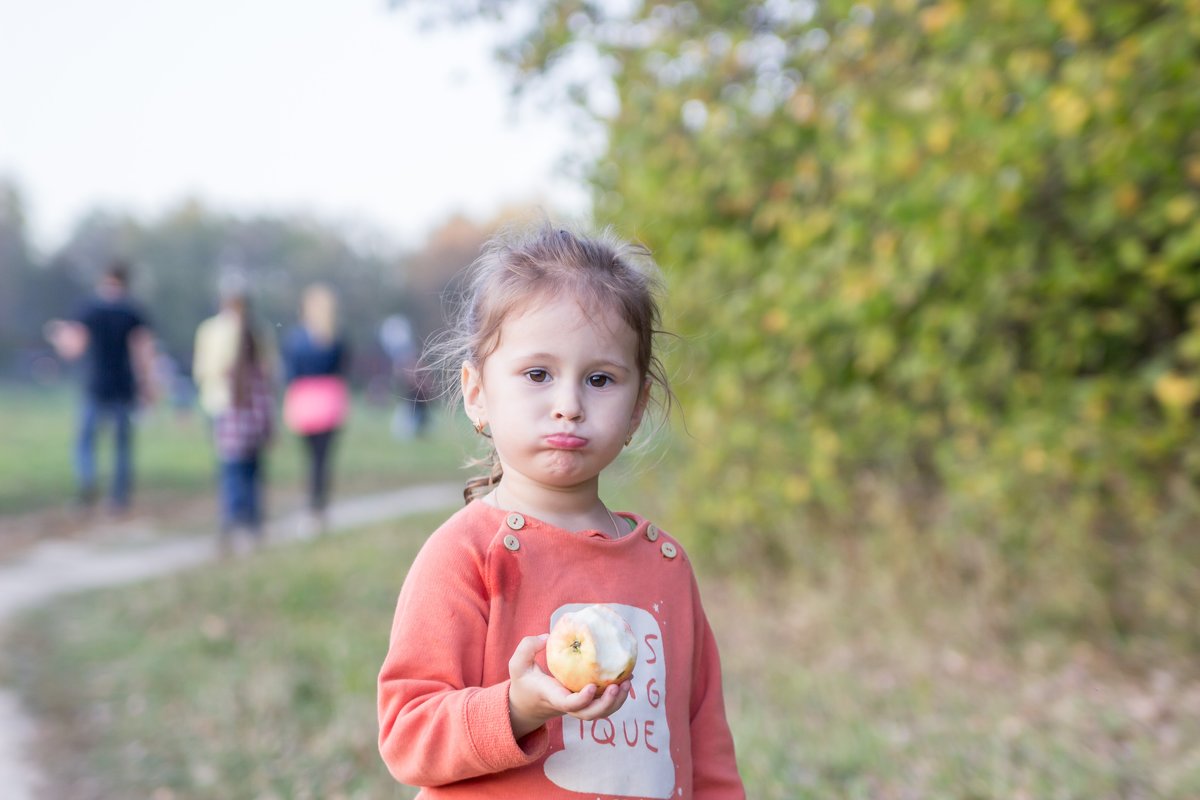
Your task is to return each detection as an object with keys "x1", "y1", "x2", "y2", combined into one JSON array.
[{"x1": 544, "y1": 603, "x2": 675, "y2": 798}]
